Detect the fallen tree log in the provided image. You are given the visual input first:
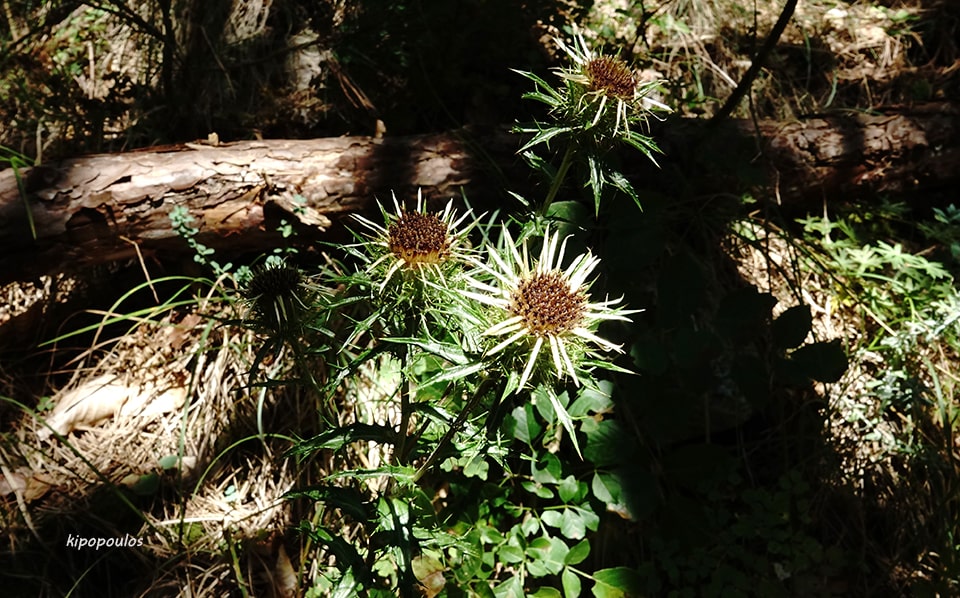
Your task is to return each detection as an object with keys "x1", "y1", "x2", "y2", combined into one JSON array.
[{"x1": 1, "y1": 103, "x2": 958, "y2": 284}]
